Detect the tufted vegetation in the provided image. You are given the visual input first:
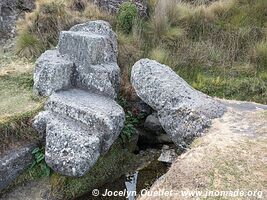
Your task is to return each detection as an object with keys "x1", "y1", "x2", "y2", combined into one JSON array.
[{"x1": 15, "y1": 0, "x2": 113, "y2": 58}]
